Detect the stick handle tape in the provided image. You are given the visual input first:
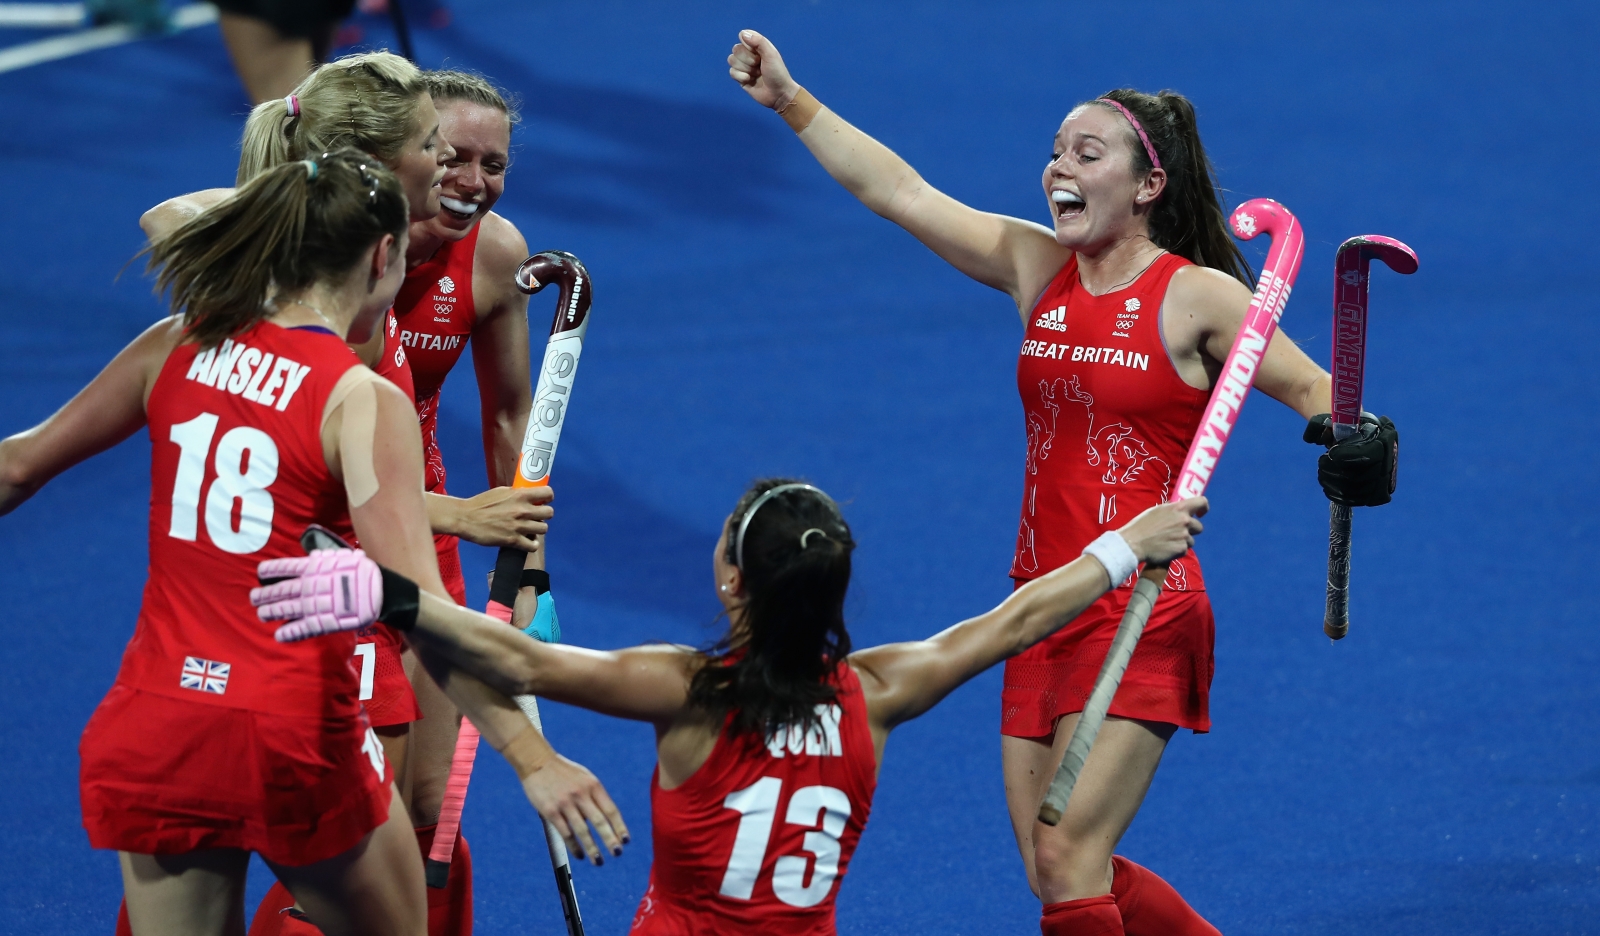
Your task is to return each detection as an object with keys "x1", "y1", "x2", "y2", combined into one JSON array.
[{"x1": 1324, "y1": 503, "x2": 1352, "y2": 640}]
